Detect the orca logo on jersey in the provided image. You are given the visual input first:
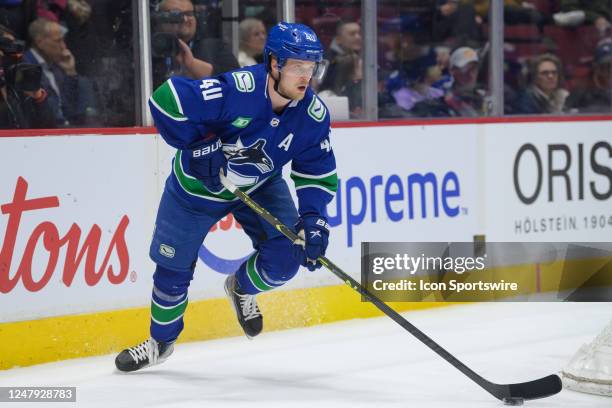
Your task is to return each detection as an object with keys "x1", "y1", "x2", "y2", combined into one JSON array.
[{"x1": 230, "y1": 139, "x2": 274, "y2": 173}]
